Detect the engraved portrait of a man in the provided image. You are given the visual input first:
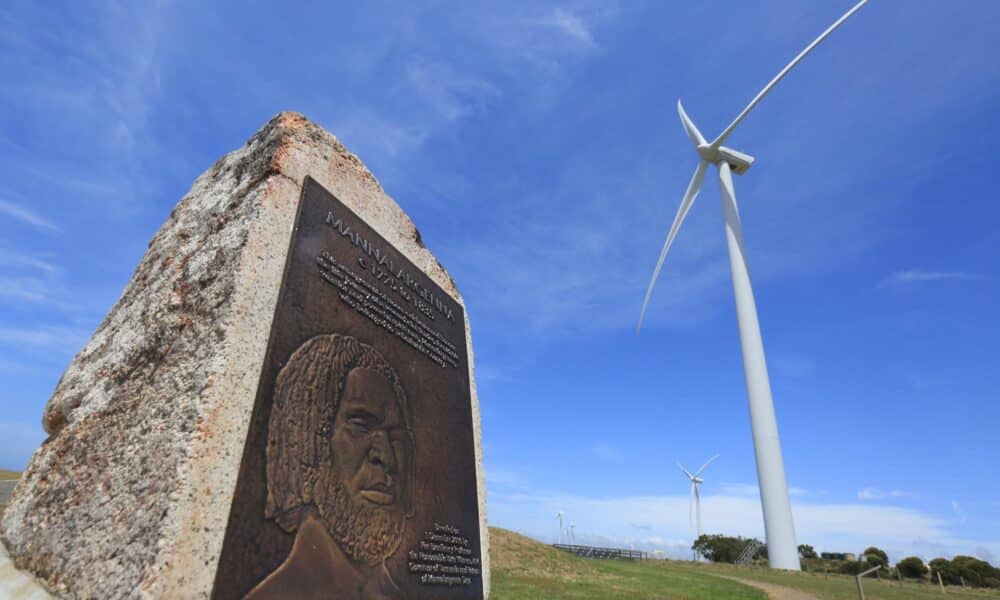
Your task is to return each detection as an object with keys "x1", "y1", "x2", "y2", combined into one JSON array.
[{"x1": 245, "y1": 333, "x2": 414, "y2": 600}]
